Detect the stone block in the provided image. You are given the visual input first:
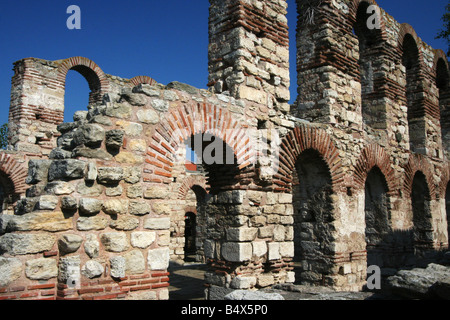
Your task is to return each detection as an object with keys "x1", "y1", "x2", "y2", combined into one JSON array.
[
  {"x1": 110, "y1": 256, "x2": 126, "y2": 279},
  {"x1": 48, "y1": 160, "x2": 86, "y2": 181},
  {"x1": 0, "y1": 257, "x2": 23, "y2": 287},
  {"x1": 102, "y1": 199, "x2": 129, "y2": 215},
  {"x1": 148, "y1": 247, "x2": 170, "y2": 270},
  {"x1": 131, "y1": 231, "x2": 156, "y2": 249},
  {"x1": 230, "y1": 276, "x2": 257, "y2": 289},
  {"x1": 221, "y1": 242, "x2": 252, "y2": 262},
  {"x1": 101, "y1": 233, "x2": 129, "y2": 252},
  {"x1": 77, "y1": 216, "x2": 110, "y2": 231},
  {"x1": 25, "y1": 258, "x2": 58, "y2": 280},
  {"x1": 125, "y1": 249, "x2": 146, "y2": 275},
  {"x1": 25, "y1": 159, "x2": 52, "y2": 184},
  {"x1": 226, "y1": 228, "x2": 258, "y2": 242},
  {"x1": 7, "y1": 211, "x2": 73, "y2": 232},
  {"x1": 81, "y1": 260, "x2": 104, "y2": 279},
  {"x1": 84, "y1": 234, "x2": 100, "y2": 258},
  {"x1": 97, "y1": 167, "x2": 124, "y2": 184},
  {"x1": 58, "y1": 234, "x2": 83, "y2": 255},
  {"x1": 144, "y1": 217, "x2": 170, "y2": 230},
  {"x1": 109, "y1": 215, "x2": 139, "y2": 231},
  {"x1": 79, "y1": 198, "x2": 103, "y2": 216}
]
